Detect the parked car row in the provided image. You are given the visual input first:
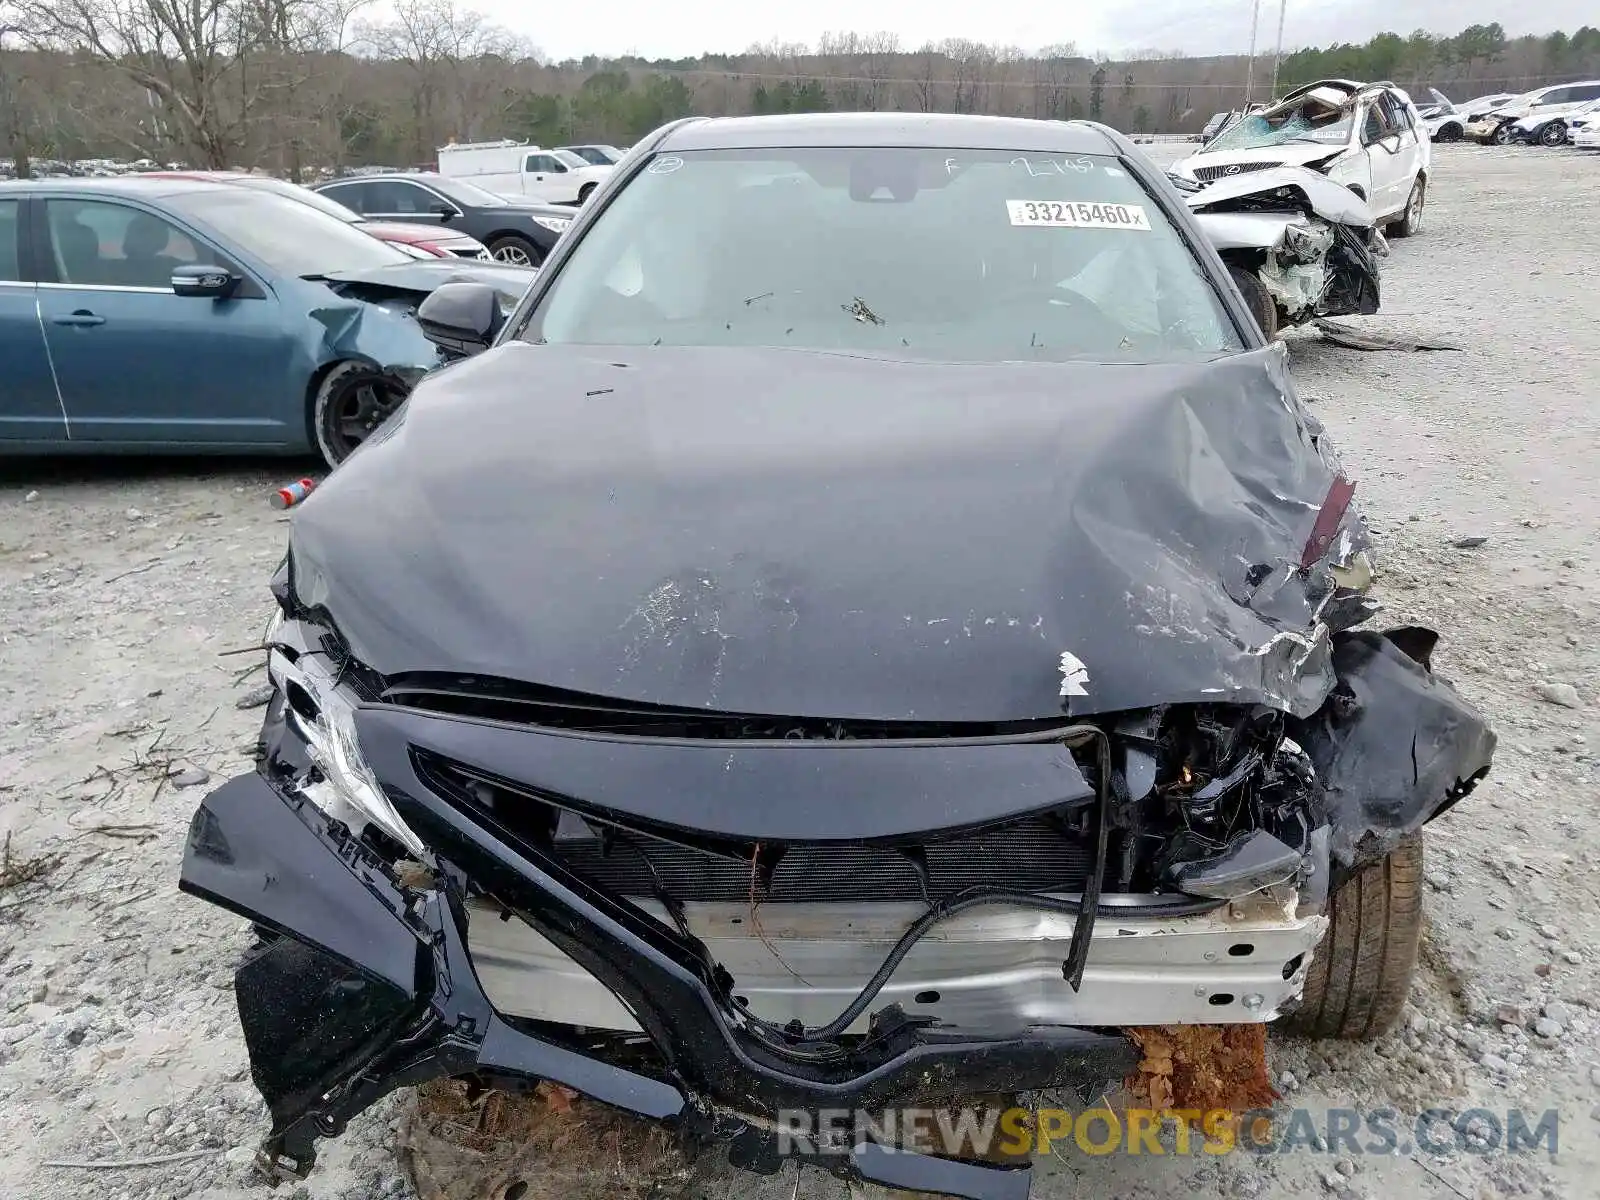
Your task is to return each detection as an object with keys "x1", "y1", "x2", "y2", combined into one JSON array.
[
  {"x1": 1454, "y1": 81, "x2": 1600, "y2": 145},
  {"x1": 0, "y1": 176, "x2": 539, "y2": 466},
  {"x1": 311, "y1": 173, "x2": 576, "y2": 266}
]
